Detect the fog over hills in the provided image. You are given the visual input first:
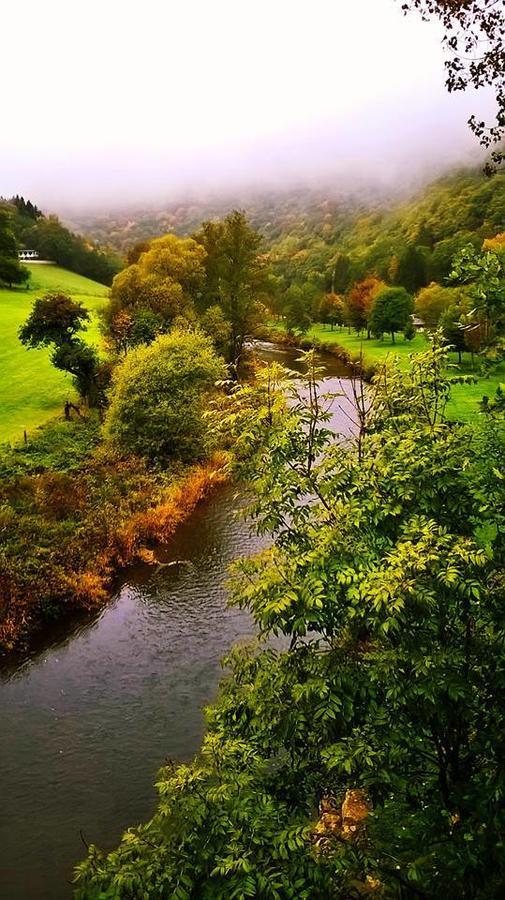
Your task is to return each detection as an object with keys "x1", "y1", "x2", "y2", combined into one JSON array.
[{"x1": 2, "y1": 0, "x2": 495, "y2": 216}]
